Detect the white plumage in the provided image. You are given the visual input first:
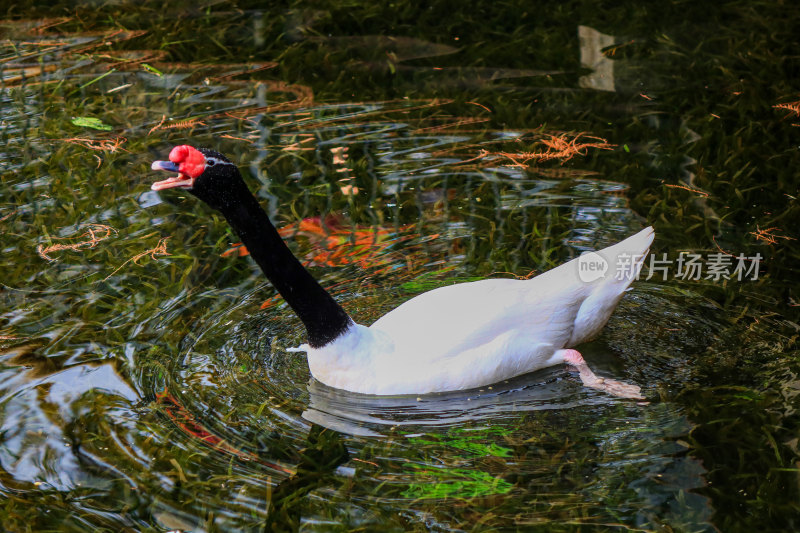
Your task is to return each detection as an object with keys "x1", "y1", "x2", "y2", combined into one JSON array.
[{"x1": 302, "y1": 226, "x2": 654, "y2": 395}]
